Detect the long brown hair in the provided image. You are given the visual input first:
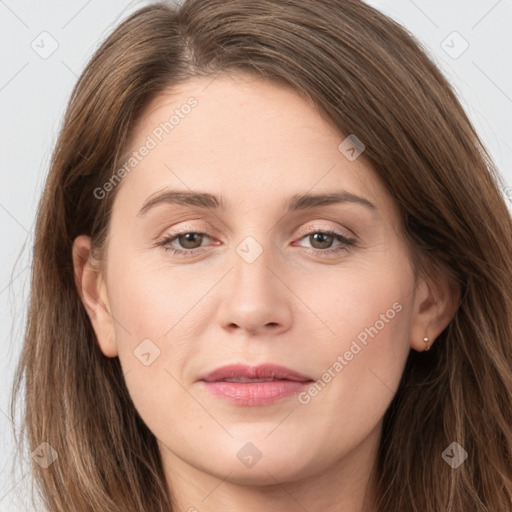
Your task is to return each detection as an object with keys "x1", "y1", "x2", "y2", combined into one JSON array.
[{"x1": 11, "y1": 1, "x2": 512, "y2": 510}]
